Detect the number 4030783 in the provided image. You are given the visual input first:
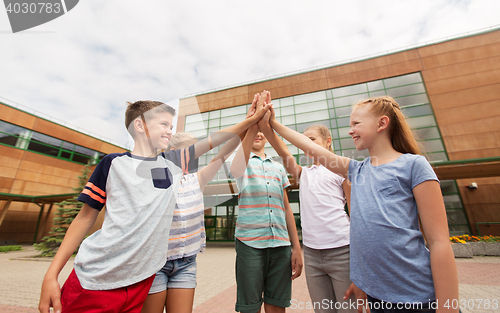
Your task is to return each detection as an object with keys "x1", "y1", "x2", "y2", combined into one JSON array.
[{"x1": 6, "y1": 2, "x2": 62, "y2": 14}]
